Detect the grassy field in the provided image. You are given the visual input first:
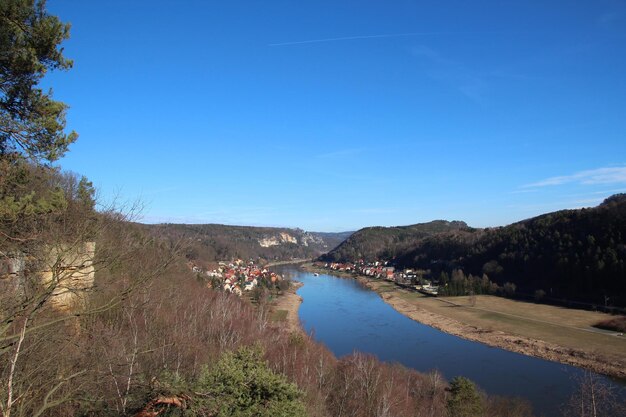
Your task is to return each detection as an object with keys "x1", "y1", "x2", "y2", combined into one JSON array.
[
  {"x1": 267, "y1": 281, "x2": 303, "y2": 332},
  {"x1": 271, "y1": 309, "x2": 288, "y2": 322},
  {"x1": 302, "y1": 265, "x2": 626, "y2": 375},
  {"x1": 384, "y1": 287, "x2": 626, "y2": 360}
]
